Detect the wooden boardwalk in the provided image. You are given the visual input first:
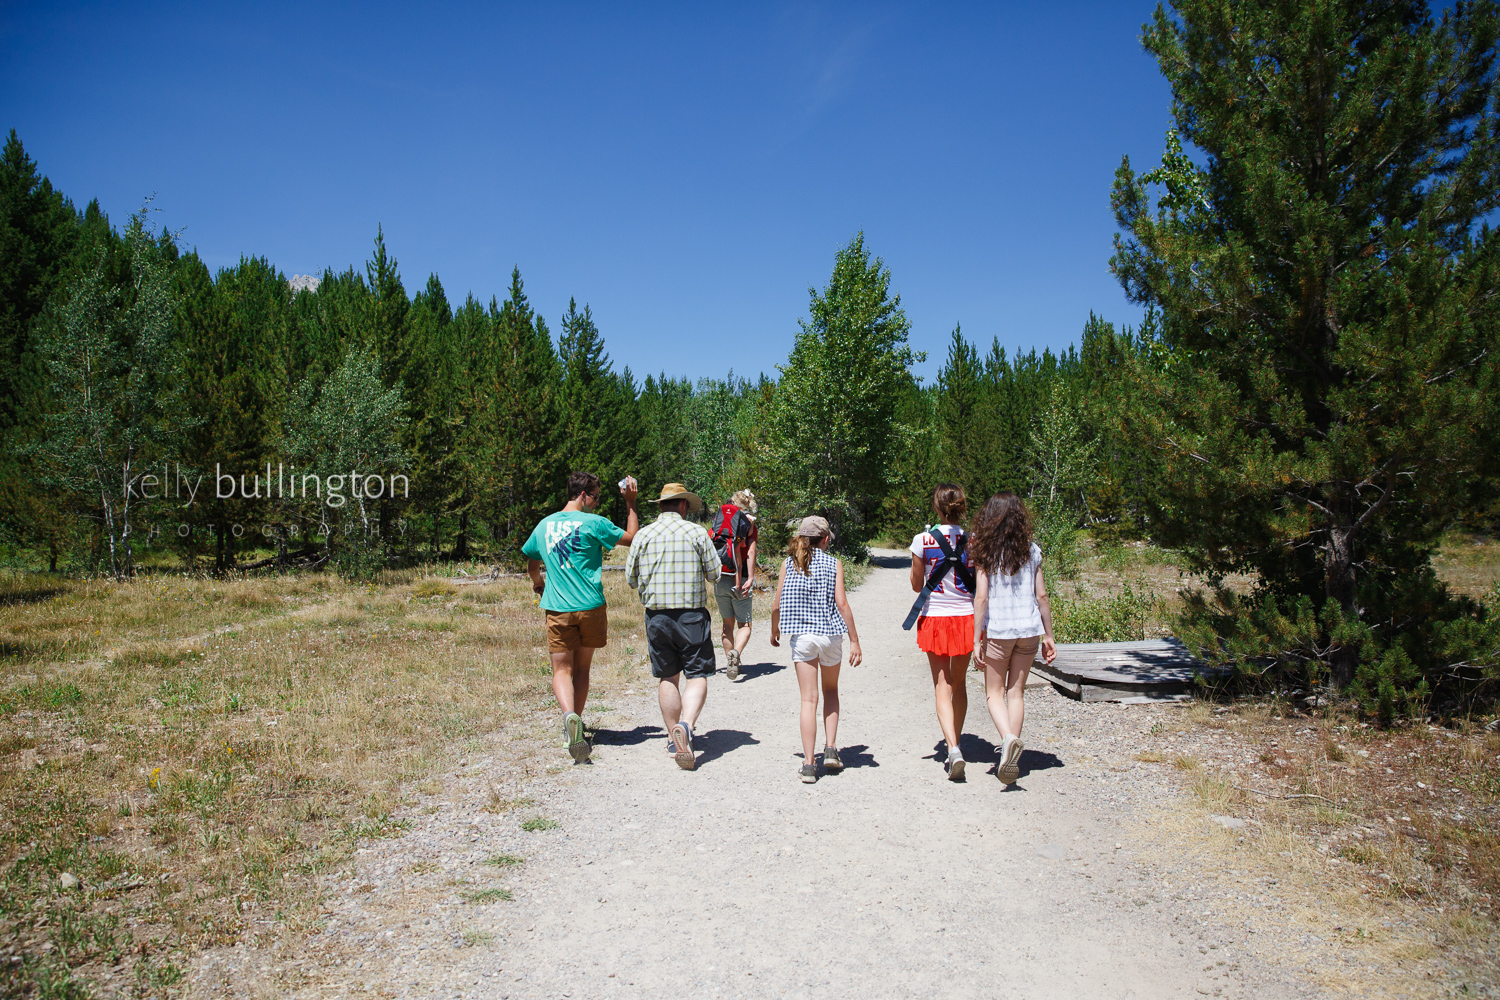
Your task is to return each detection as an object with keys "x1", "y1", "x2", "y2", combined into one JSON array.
[{"x1": 1031, "y1": 638, "x2": 1229, "y2": 703}]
